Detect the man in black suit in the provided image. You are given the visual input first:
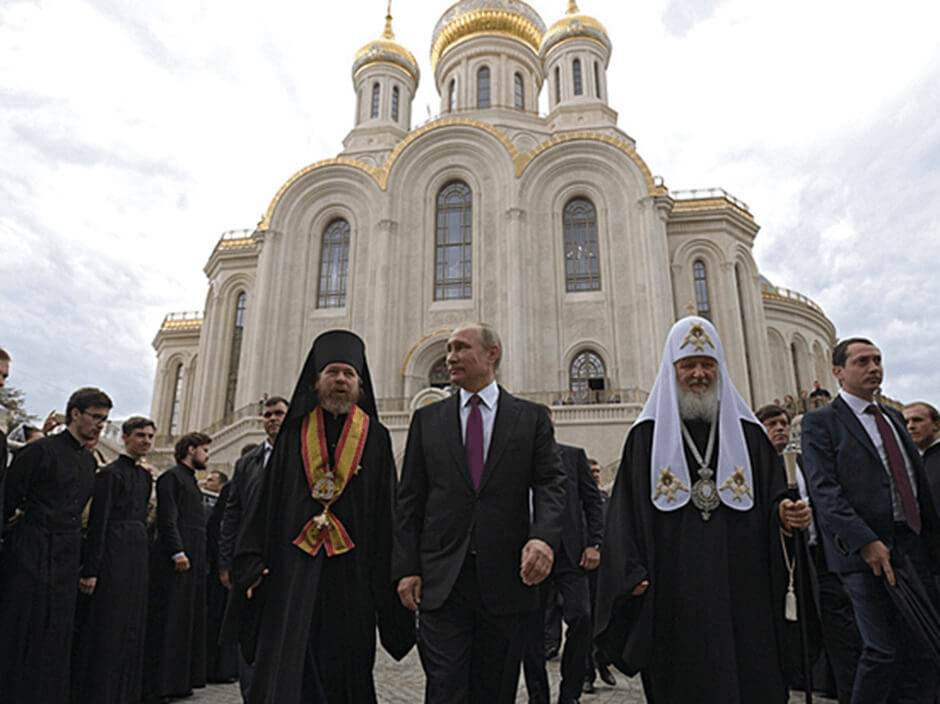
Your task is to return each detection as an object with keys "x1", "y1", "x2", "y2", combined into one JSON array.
[
  {"x1": 523, "y1": 438, "x2": 603, "y2": 704},
  {"x1": 218, "y1": 395, "x2": 288, "y2": 701},
  {"x1": 803, "y1": 337, "x2": 940, "y2": 703},
  {"x1": 394, "y1": 321, "x2": 567, "y2": 704},
  {"x1": 904, "y1": 401, "x2": 940, "y2": 512}
]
